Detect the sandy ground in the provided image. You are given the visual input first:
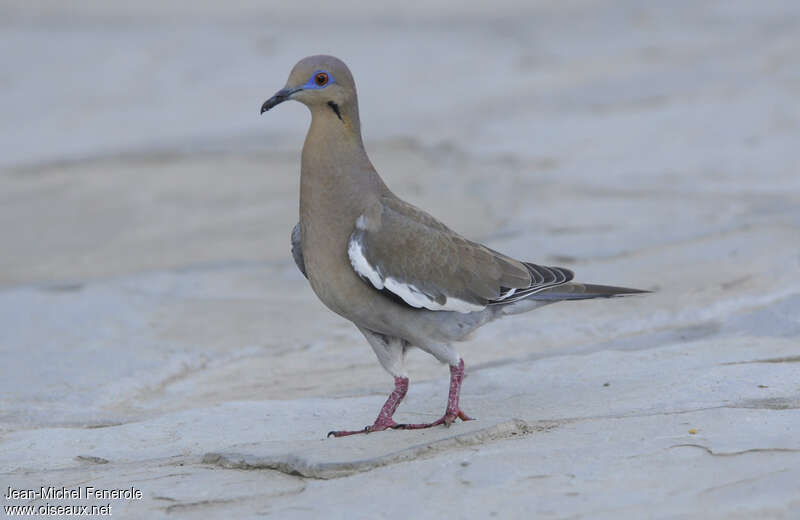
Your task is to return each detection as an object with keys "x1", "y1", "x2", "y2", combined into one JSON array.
[{"x1": 2, "y1": 1, "x2": 799, "y2": 518}]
